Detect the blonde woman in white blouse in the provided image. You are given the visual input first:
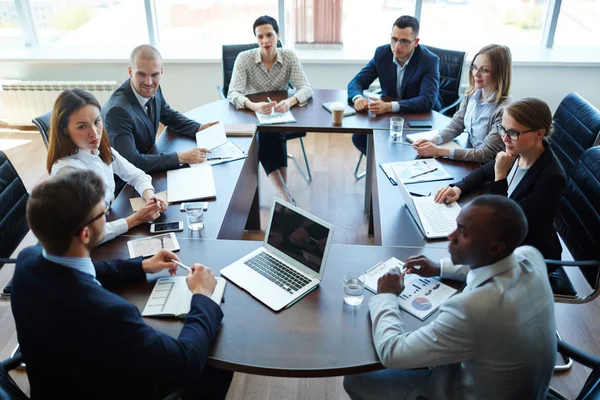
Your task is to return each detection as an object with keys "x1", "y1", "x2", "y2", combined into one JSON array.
[
  {"x1": 228, "y1": 15, "x2": 313, "y2": 205},
  {"x1": 47, "y1": 89, "x2": 167, "y2": 243}
]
